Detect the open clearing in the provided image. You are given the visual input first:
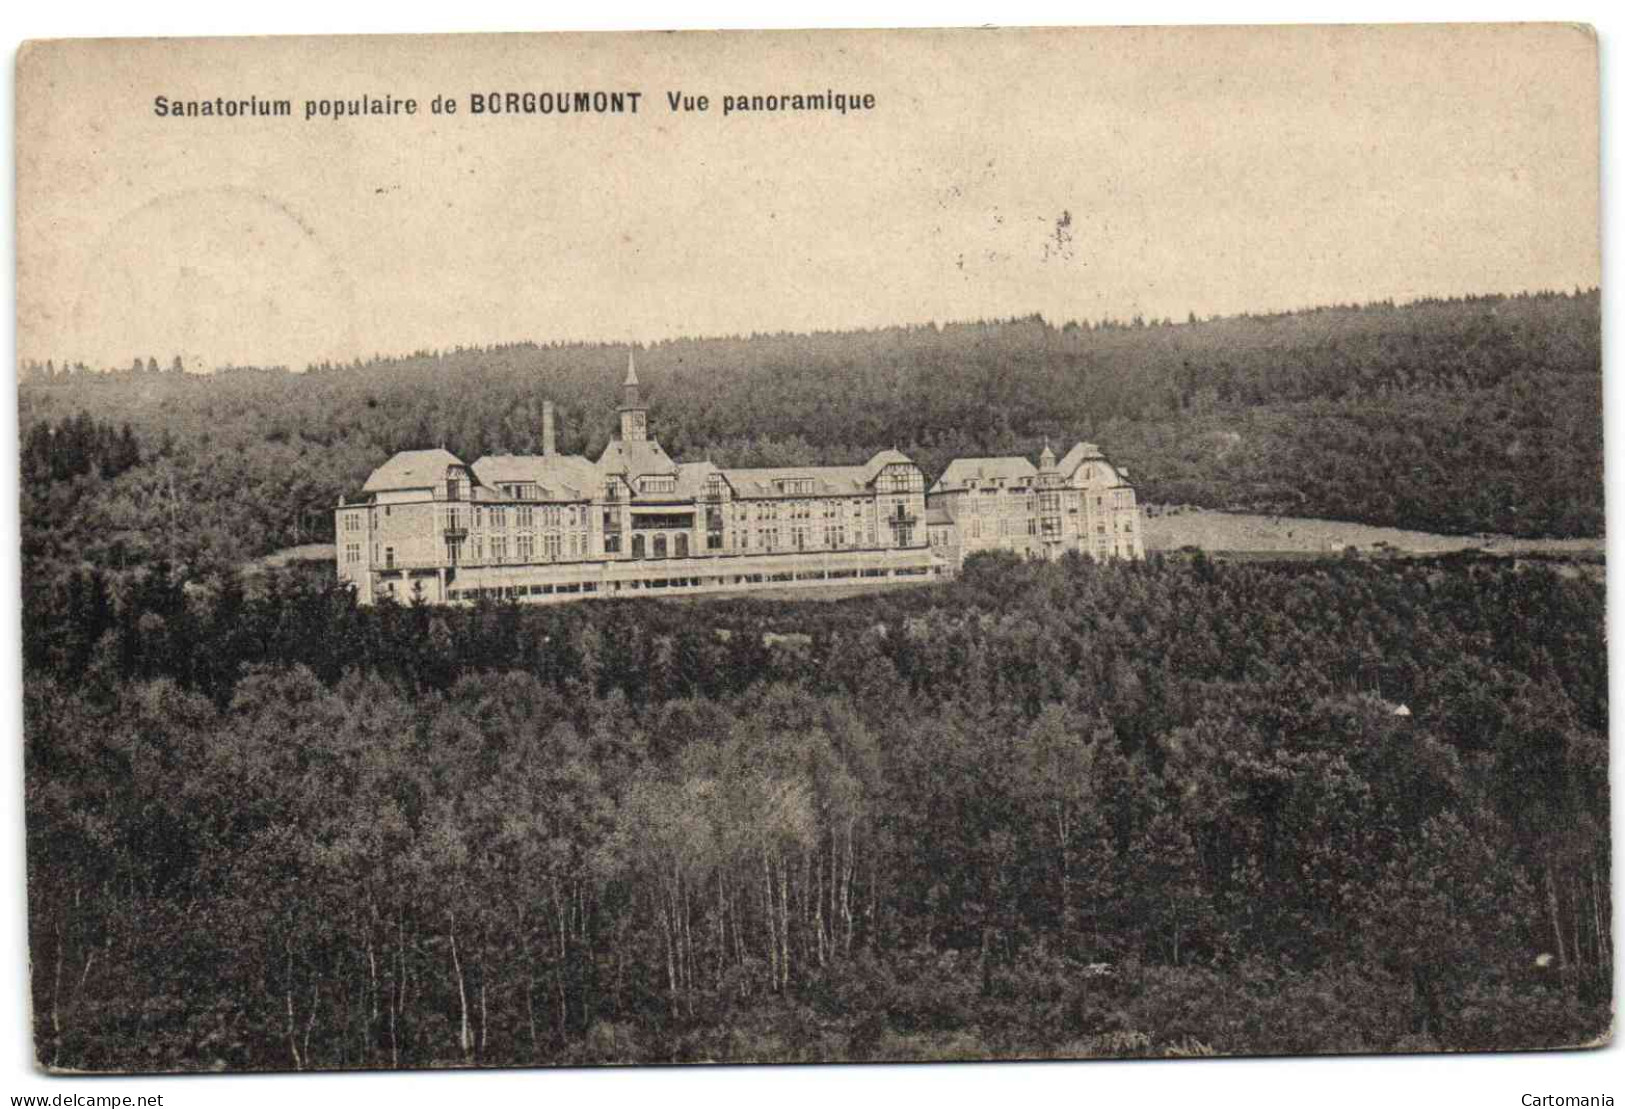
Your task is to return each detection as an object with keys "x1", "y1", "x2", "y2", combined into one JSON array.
[
  {"x1": 1145, "y1": 508, "x2": 1604, "y2": 558},
  {"x1": 242, "y1": 543, "x2": 336, "y2": 574}
]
